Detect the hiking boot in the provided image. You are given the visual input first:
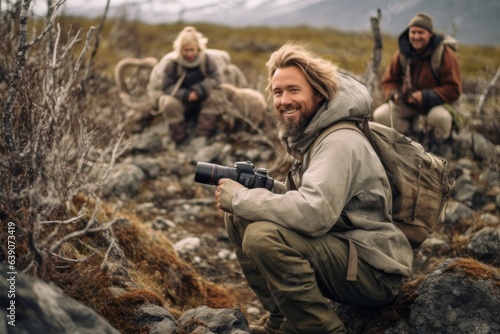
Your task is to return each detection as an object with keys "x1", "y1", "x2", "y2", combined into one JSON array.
[
  {"x1": 169, "y1": 121, "x2": 187, "y2": 144},
  {"x1": 249, "y1": 325, "x2": 281, "y2": 334},
  {"x1": 249, "y1": 314, "x2": 284, "y2": 334},
  {"x1": 195, "y1": 114, "x2": 218, "y2": 137}
]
